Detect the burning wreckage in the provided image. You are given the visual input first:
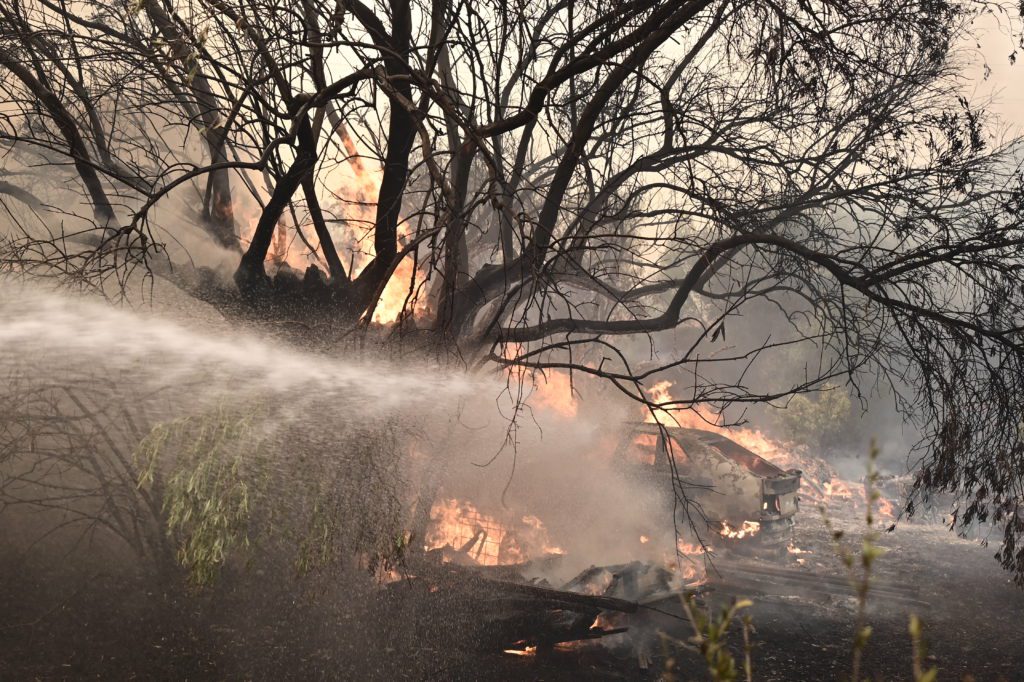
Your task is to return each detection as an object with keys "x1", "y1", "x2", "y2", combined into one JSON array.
[
  {"x1": 384, "y1": 424, "x2": 804, "y2": 664},
  {"x1": 615, "y1": 423, "x2": 802, "y2": 545}
]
